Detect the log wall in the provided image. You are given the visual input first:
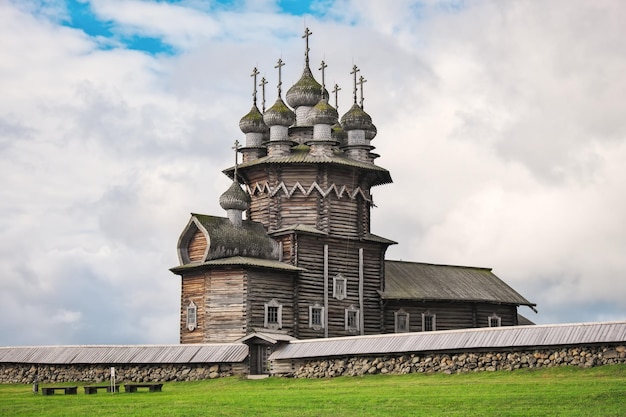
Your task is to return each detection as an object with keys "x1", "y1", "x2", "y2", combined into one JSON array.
[
  {"x1": 294, "y1": 235, "x2": 388, "y2": 339},
  {"x1": 188, "y1": 230, "x2": 207, "y2": 262},
  {"x1": 205, "y1": 268, "x2": 248, "y2": 343},
  {"x1": 383, "y1": 301, "x2": 520, "y2": 333},
  {"x1": 247, "y1": 270, "x2": 296, "y2": 333},
  {"x1": 180, "y1": 273, "x2": 206, "y2": 344}
]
